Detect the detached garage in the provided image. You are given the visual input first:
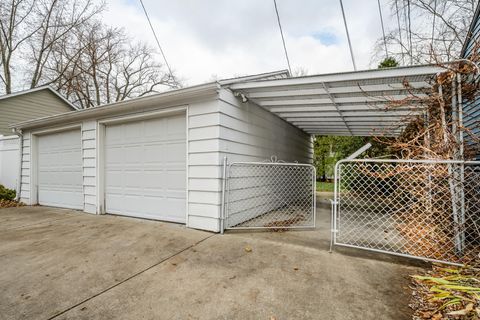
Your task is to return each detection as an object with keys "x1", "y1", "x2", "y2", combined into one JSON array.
[
  {"x1": 11, "y1": 66, "x2": 441, "y2": 232},
  {"x1": 12, "y1": 71, "x2": 313, "y2": 232}
]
